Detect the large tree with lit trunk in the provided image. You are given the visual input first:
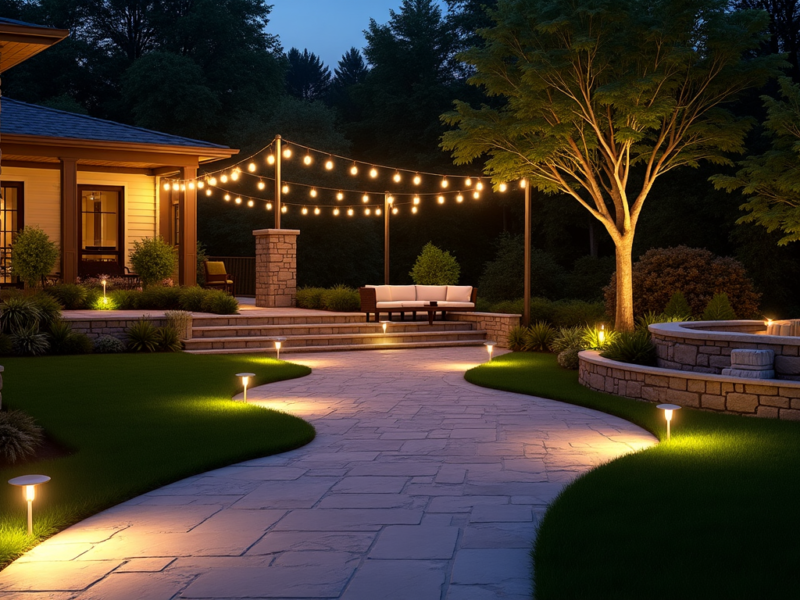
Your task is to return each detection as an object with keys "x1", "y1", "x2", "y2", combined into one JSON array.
[{"x1": 442, "y1": 0, "x2": 783, "y2": 331}]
